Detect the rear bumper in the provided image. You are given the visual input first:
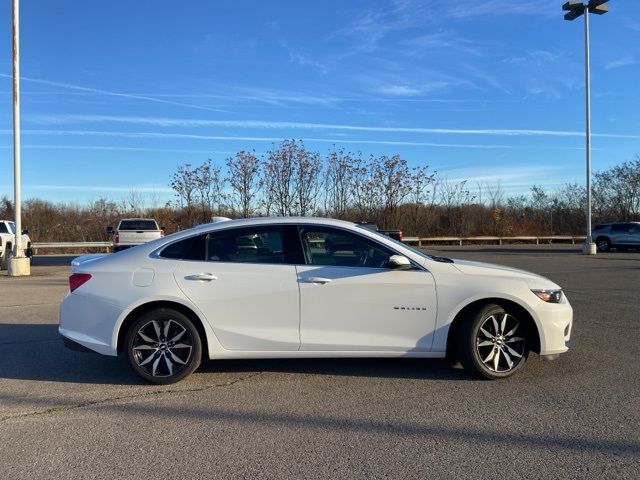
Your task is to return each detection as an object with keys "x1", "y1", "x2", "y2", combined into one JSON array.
[
  {"x1": 59, "y1": 292, "x2": 123, "y2": 356},
  {"x1": 62, "y1": 336, "x2": 97, "y2": 353}
]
